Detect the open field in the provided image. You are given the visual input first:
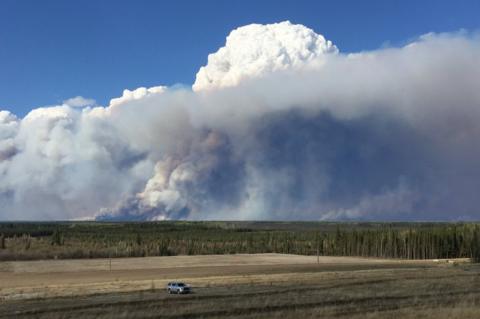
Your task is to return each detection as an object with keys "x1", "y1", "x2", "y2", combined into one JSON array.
[
  {"x1": 1, "y1": 254, "x2": 479, "y2": 318},
  {"x1": 1, "y1": 222, "x2": 479, "y2": 317}
]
